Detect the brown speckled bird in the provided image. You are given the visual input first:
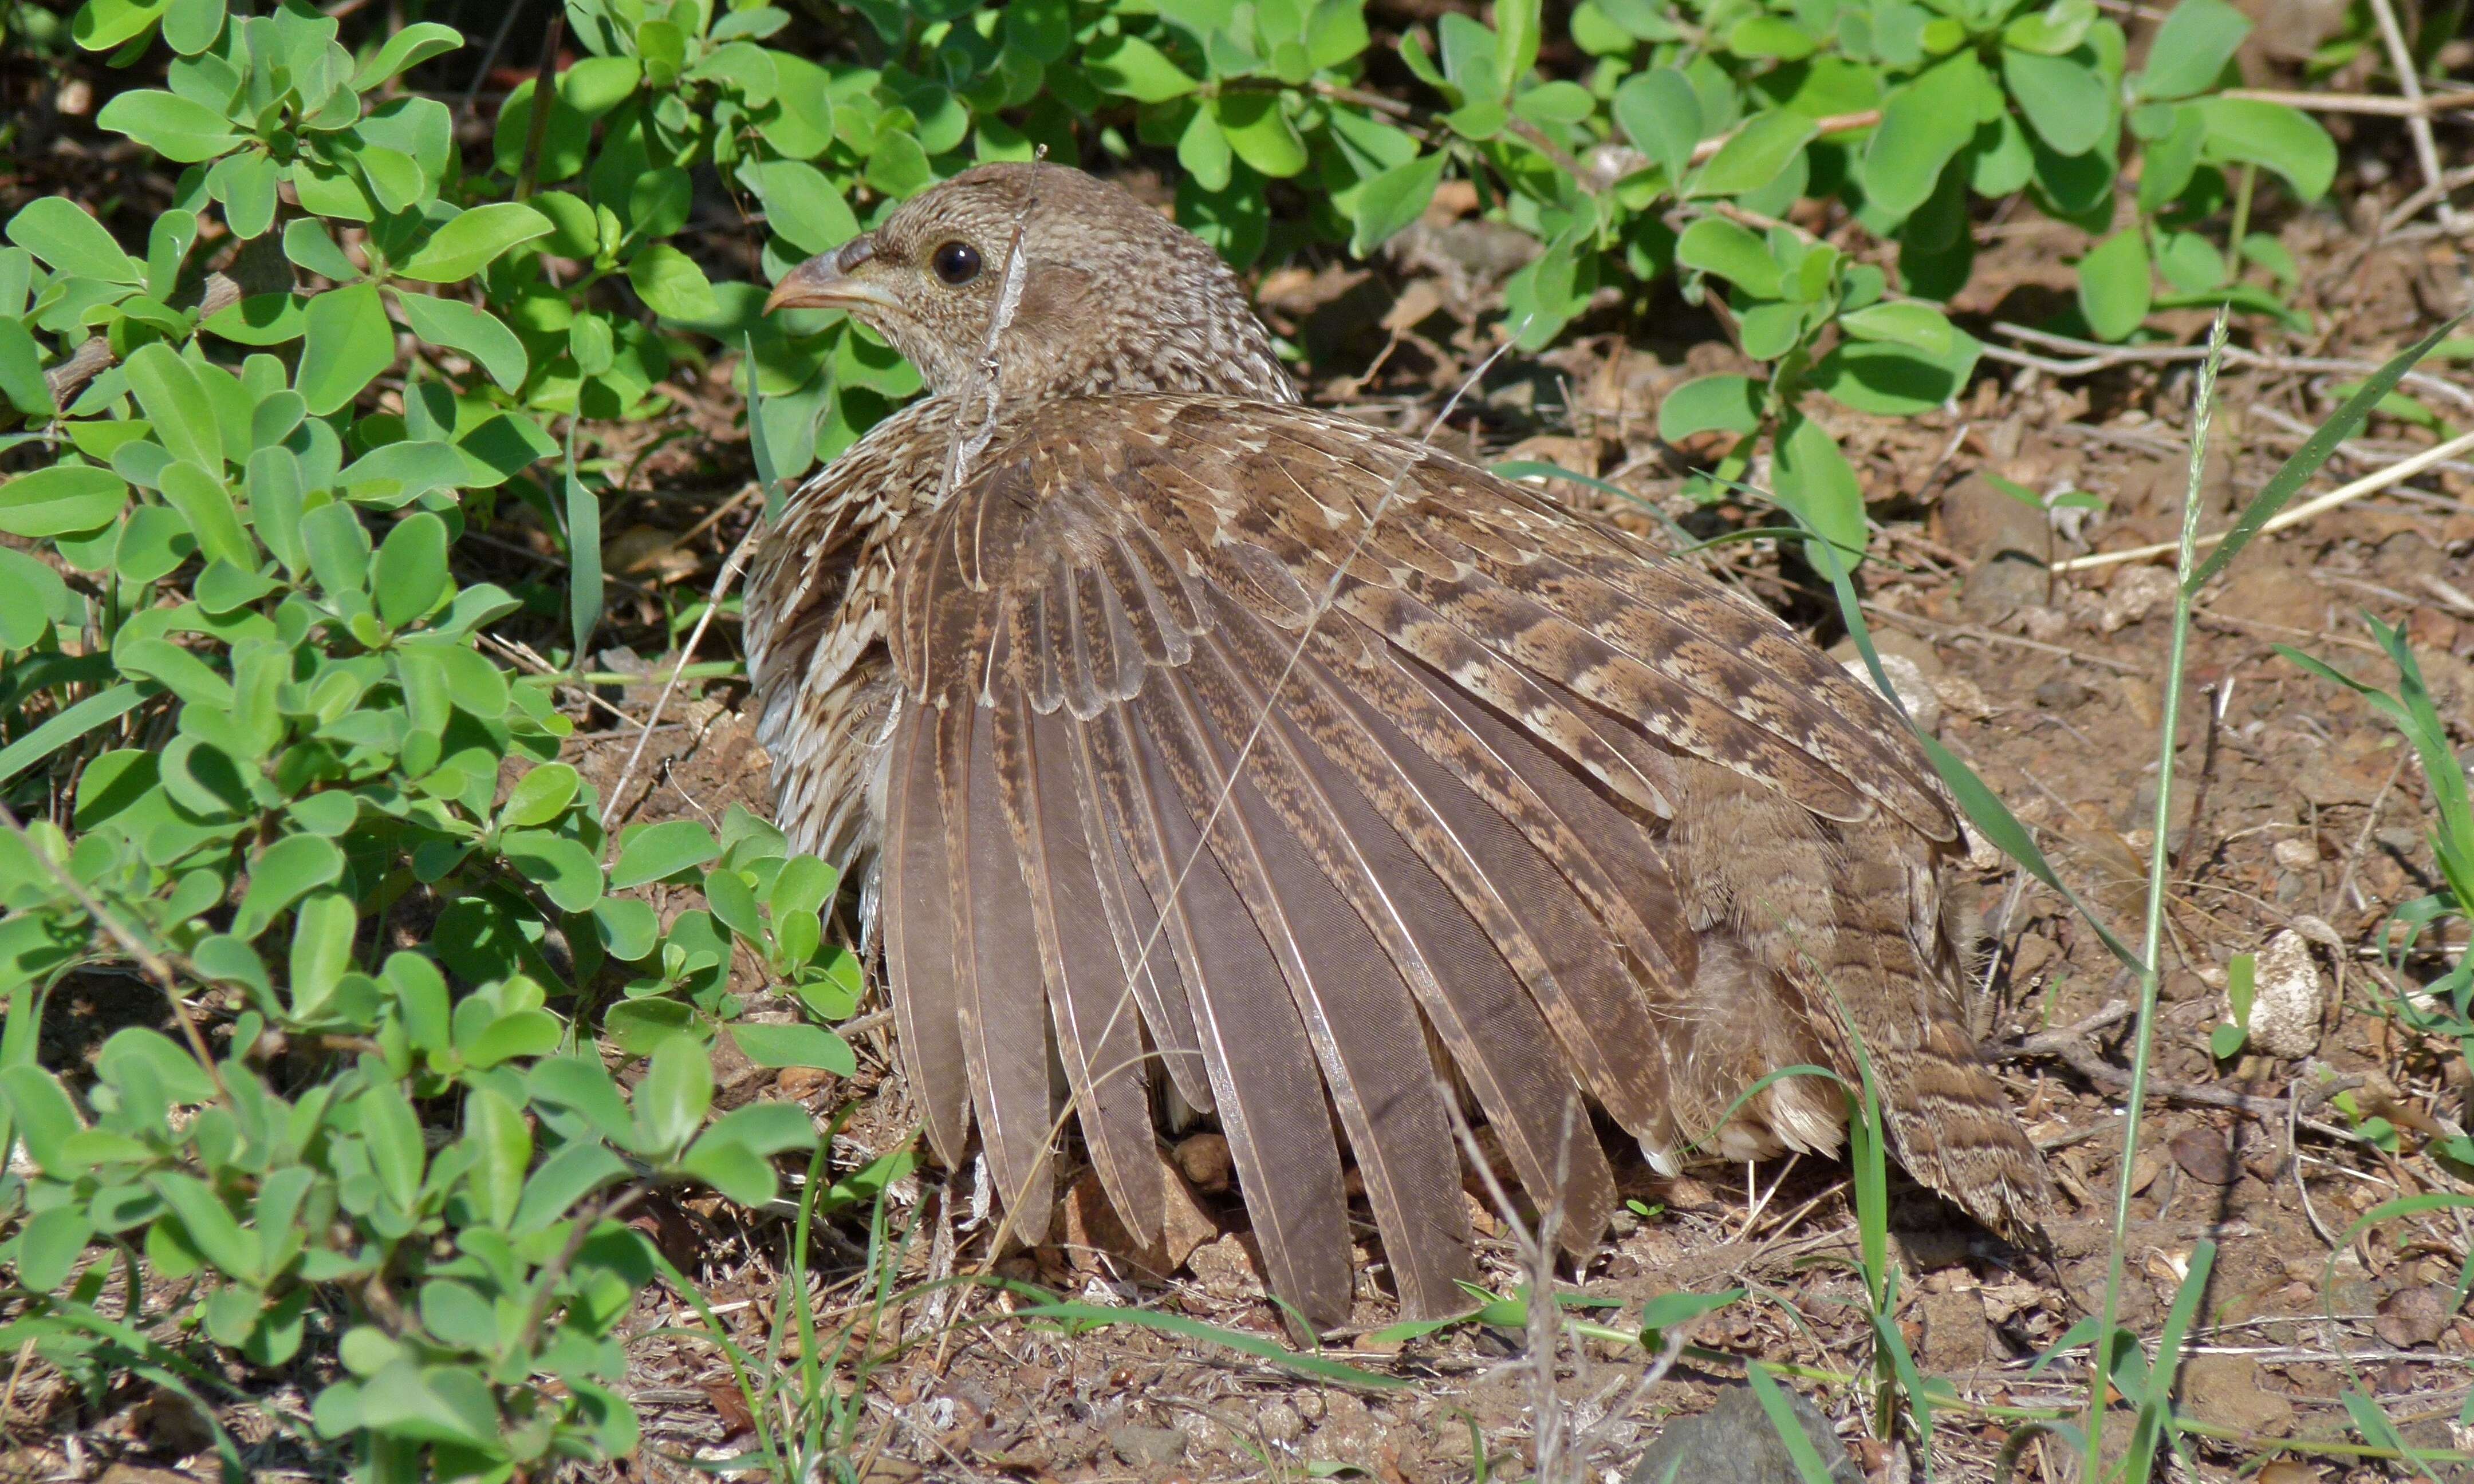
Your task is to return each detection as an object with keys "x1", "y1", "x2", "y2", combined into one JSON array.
[{"x1": 747, "y1": 163, "x2": 2048, "y2": 1327}]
